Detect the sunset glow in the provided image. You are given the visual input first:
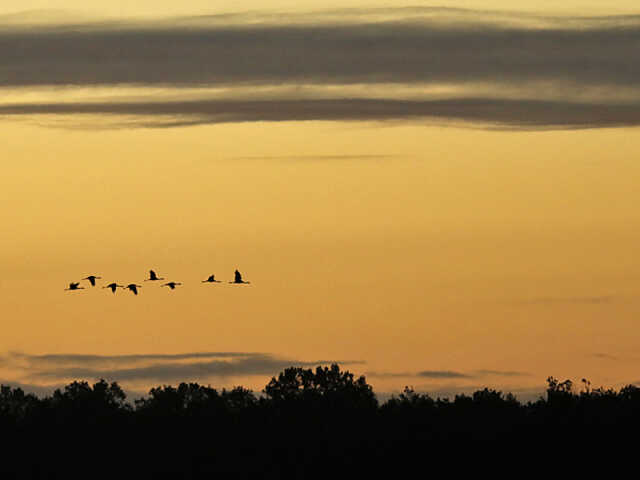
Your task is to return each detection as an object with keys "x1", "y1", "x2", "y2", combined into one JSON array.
[{"x1": 2, "y1": 1, "x2": 639, "y2": 401}]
